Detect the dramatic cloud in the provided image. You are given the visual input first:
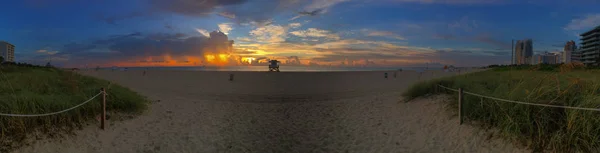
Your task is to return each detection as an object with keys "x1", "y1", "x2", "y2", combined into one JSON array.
[
  {"x1": 564, "y1": 14, "x2": 600, "y2": 31},
  {"x1": 223, "y1": 0, "x2": 302, "y2": 25},
  {"x1": 93, "y1": 32, "x2": 143, "y2": 45},
  {"x1": 305, "y1": 0, "x2": 348, "y2": 12},
  {"x1": 148, "y1": 0, "x2": 248, "y2": 17},
  {"x1": 36, "y1": 49, "x2": 58, "y2": 55},
  {"x1": 236, "y1": 37, "x2": 254, "y2": 42},
  {"x1": 389, "y1": 0, "x2": 503, "y2": 4},
  {"x1": 195, "y1": 28, "x2": 210, "y2": 37},
  {"x1": 218, "y1": 11, "x2": 236, "y2": 19},
  {"x1": 290, "y1": 0, "x2": 348, "y2": 21},
  {"x1": 289, "y1": 28, "x2": 340, "y2": 40},
  {"x1": 48, "y1": 31, "x2": 238, "y2": 67},
  {"x1": 218, "y1": 23, "x2": 234, "y2": 34},
  {"x1": 286, "y1": 56, "x2": 302, "y2": 65},
  {"x1": 250, "y1": 25, "x2": 288, "y2": 43},
  {"x1": 288, "y1": 23, "x2": 302, "y2": 28},
  {"x1": 363, "y1": 29, "x2": 406, "y2": 40}
]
